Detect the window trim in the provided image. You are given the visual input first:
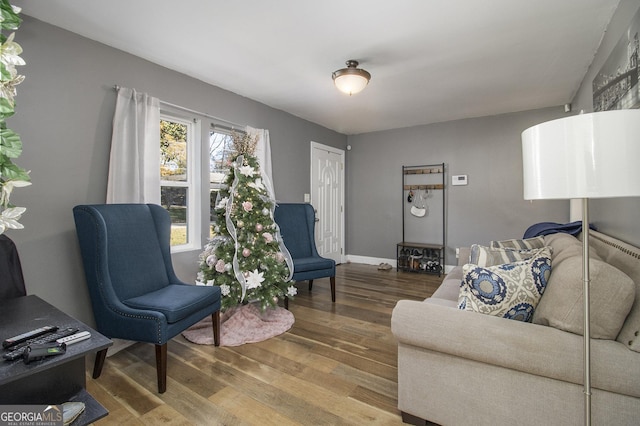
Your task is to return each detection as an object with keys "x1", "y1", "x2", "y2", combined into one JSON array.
[{"x1": 160, "y1": 111, "x2": 202, "y2": 253}]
